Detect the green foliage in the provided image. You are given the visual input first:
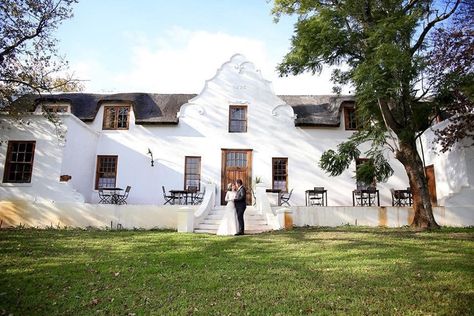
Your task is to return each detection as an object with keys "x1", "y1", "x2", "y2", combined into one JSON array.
[
  {"x1": 0, "y1": 0, "x2": 80, "y2": 111},
  {"x1": 319, "y1": 129, "x2": 394, "y2": 185},
  {"x1": 273, "y1": 0, "x2": 462, "y2": 193},
  {"x1": 1, "y1": 228, "x2": 473, "y2": 315},
  {"x1": 319, "y1": 141, "x2": 360, "y2": 176}
]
